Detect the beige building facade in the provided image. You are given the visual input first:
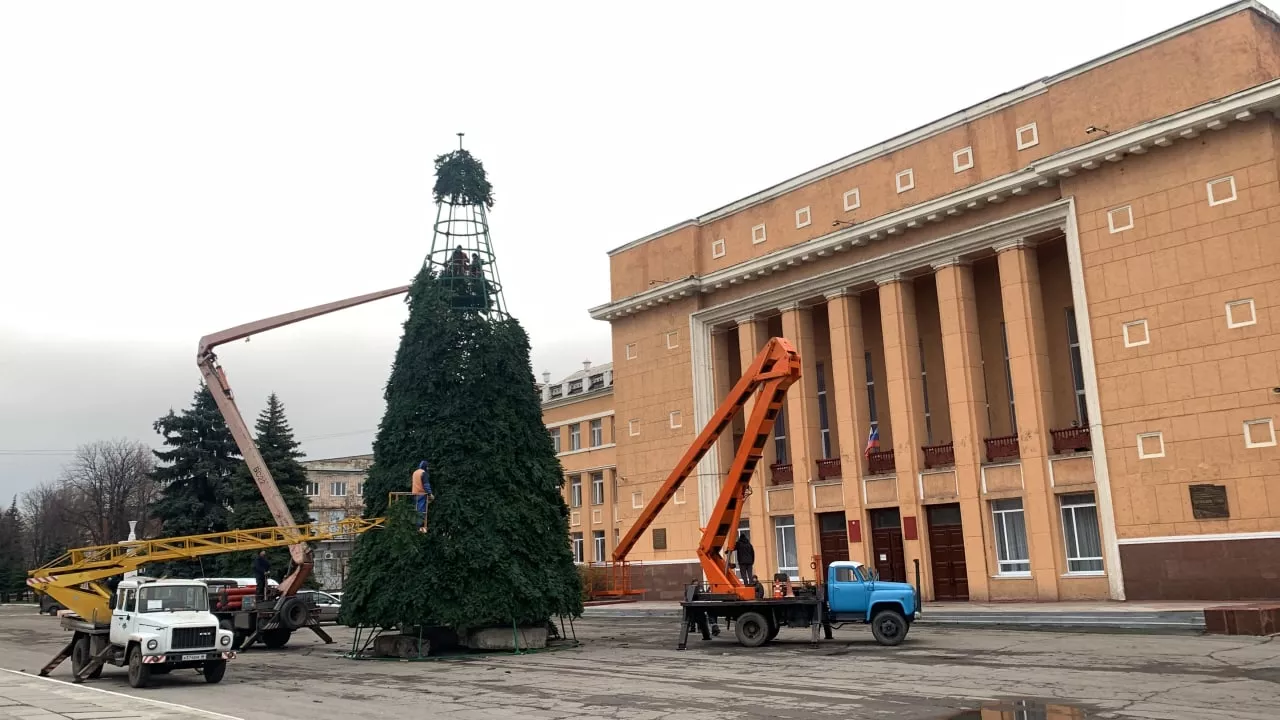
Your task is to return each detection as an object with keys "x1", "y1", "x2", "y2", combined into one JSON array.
[
  {"x1": 590, "y1": 2, "x2": 1280, "y2": 602},
  {"x1": 300, "y1": 454, "x2": 369, "y2": 590}
]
